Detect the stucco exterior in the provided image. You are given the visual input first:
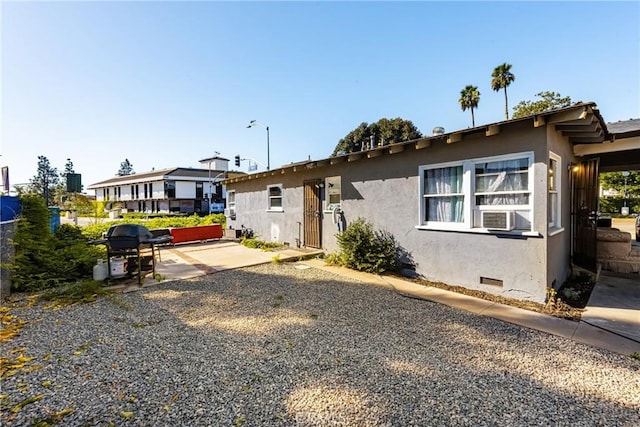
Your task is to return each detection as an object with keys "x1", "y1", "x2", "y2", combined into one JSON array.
[{"x1": 225, "y1": 104, "x2": 609, "y2": 303}]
